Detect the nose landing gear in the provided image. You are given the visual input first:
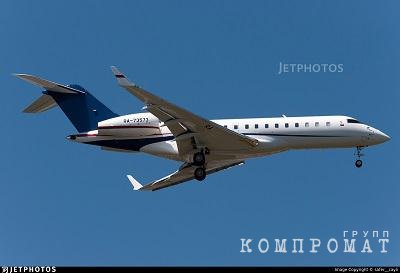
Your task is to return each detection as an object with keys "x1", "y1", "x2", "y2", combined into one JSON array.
[{"x1": 354, "y1": 146, "x2": 364, "y2": 168}]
